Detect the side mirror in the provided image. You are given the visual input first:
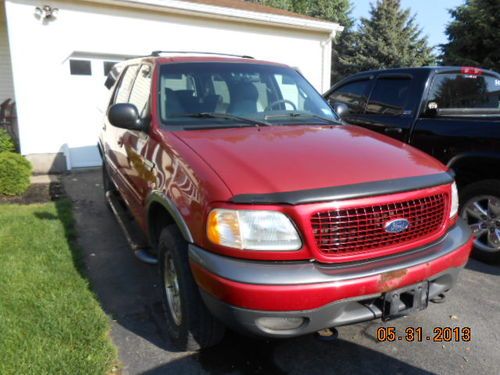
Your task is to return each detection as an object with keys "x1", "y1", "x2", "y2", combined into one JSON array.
[
  {"x1": 332, "y1": 102, "x2": 349, "y2": 118},
  {"x1": 425, "y1": 101, "x2": 439, "y2": 117},
  {"x1": 107, "y1": 103, "x2": 145, "y2": 131}
]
